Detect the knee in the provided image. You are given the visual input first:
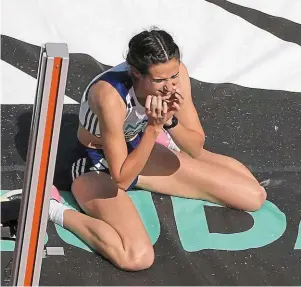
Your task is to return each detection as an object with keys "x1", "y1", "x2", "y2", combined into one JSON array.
[
  {"x1": 91, "y1": 223, "x2": 154, "y2": 271},
  {"x1": 246, "y1": 186, "x2": 267, "y2": 211},
  {"x1": 119, "y1": 244, "x2": 155, "y2": 271}
]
